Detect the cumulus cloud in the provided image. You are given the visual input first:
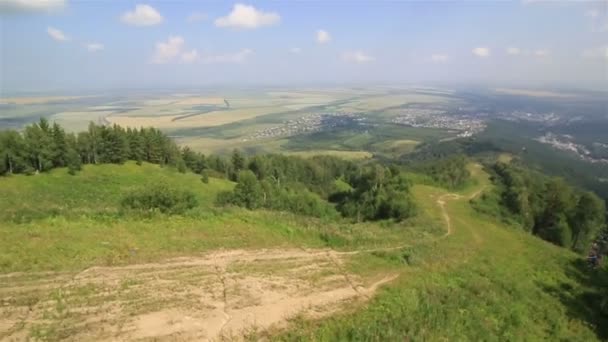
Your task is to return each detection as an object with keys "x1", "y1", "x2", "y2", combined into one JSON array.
[
  {"x1": 151, "y1": 36, "x2": 252, "y2": 64},
  {"x1": 431, "y1": 54, "x2": 449, "y2": 63},
  {"x1": 472, "y1": 47, "x2": 490, "y2": 57},
  {"x1": 316, "y1": 29, "x2": 331, "y2": 44},
  {"x1": 342, "y1": 51, "x2": 374, "y2": 63},
  {"x1": 201, "y1": 49, "x2": 253, "y2": 64},
  {"x1": 187, "y1": 11, "x2": 206, "y2": 23},
  {"x1": 533, "y1": 49, "x2": 549, "y2": 57},
  {"x1": 585, "y1": 9, "x2": 600, "y2": 18},
  {"x1": 506, "y1": 47, "x2": 521, "y2": 55},
  {"x1": 121, "y1": 4, "x2": 163, "y2": 26},
  {"x1": 151, "y1": 36, "x2": 185, "y2": 64},
  {"x1": 85, "y1": 43, "x2": 104, "y2": 52},
  {"x1": 585, "y1": 6, "x2": 608, "y2": 32},
  {"x1": 214, "y1": 3, "x2": 280, "y2": 29},
  {"x1": 0, "y1": 0, "x2": 65, "y2": 13},
  {"x1": 290, "y1": 47, "x2": 302, "y2": 54},
  {"x1": 582, "y1": 46, "x2": 608, "y2": 59},
  {"x1": 47, "y1": 26, "x2": 68, "y2": 41},
  {"x1": 181, "y1": 49, "x2": 200, "y2": 63}
]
